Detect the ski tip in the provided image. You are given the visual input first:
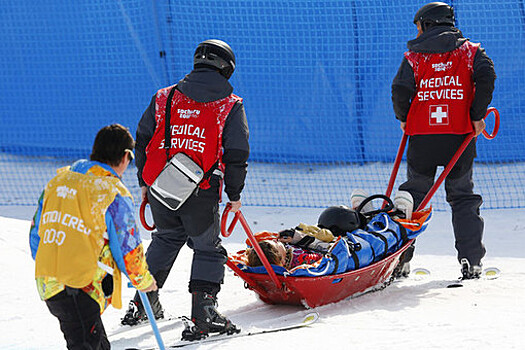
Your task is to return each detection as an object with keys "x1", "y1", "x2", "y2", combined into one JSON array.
[
  {"x1": 446, "y1": 282, "x2": 464, "y2": 288},
  {"x1": 412, "y1": 268, "x2": 431, "y2": 276},
  {"x1": 482, "y1": 267, "x2": 501, "y2": 279},
  {"x1": 303, "y1": 312, "x2": 320, "y2": 324}
]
